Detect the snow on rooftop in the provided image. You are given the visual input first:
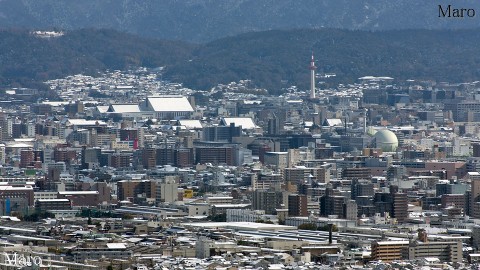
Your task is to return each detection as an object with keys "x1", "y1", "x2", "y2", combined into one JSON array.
[
  {"x1": 6, "y1": 142, "x2": 33, "y2": 148},
  {"x1": 0, "y1": 186, "x2": 33, "y2": 191},
  {"x1": 323, "y1": 119, "x2": 343, "y2": 127},
  {"x1": 146, "y1": 96, "x2": 194, "y2": 112},
  {"x1": 66, "y1": 119, "x2": 107, "y2": 126},
  {"x1": 304, "y1": 121, "x2": 313, "y2": 127},
  {"x1": 42, "y1": 101, "x2": 70, "y2": 107},
  {"x1": 0, "y1": 216, "x2": 21, "y2": 221},
  {"x1": 178, "y1": 120, "x2": 203, "y2": 129},
  {"x1": 106, "y1": 243, "x2": 127, "y2": 249},
  {"x1": 243, "y1": 100, "x2": 262, "y2": 105},
  {"x1": 182, "y1": 222, "x2": 296, "y2": 231},
  {"x1": 374, "y1": 240, "x2": 409, "y2": 245},
  {"x1": 109, "y1": 104, "x2": 141, "y2": 113},
  {"x1": 221, "y1": 117, "x2": 256, "y2": 129},
  {"x1": 37, "y1": 199, "x2": 70, "y2": 202},
  {"x1": 14, "y1": 138, "x2": 35, "y2": 142},
  {"x1": 359, "y1": 76, "x2": 394, "y2": 81},
  {"x1": 58, "y1": 191, "x2": 99, "y2": 195},
  {"x1": 96, "y1": 106, "x2": 109, "y2": 113}
]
